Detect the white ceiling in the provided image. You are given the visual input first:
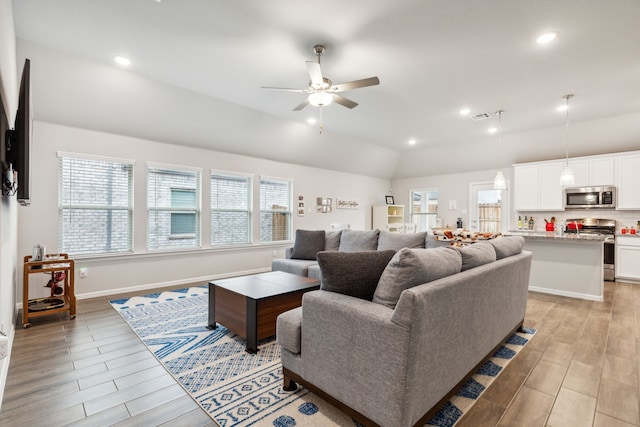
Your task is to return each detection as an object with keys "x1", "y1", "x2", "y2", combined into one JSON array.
[{"x1": 10, "y1": 0, "x2": 640, "y2": 179}]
